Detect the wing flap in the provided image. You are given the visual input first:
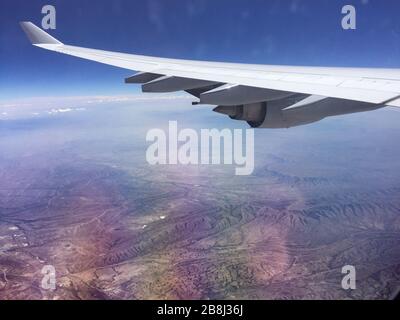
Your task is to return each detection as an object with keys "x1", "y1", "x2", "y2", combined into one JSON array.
[
  {"x1": 142, "y1": 76, "x2": 219, "y2": 93},
  {"x1": 200, "y1": 84, "x2": 293, "y2": 105},
  {"x1": 384, "y1": 97, "x2": 400, "y2": 107},
  {"x1": 125, "y1": 72, "x2": 162, "y2": 84},
  {"x1": 150, "y1": 68, "x2": 400, "y2": 104}
]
